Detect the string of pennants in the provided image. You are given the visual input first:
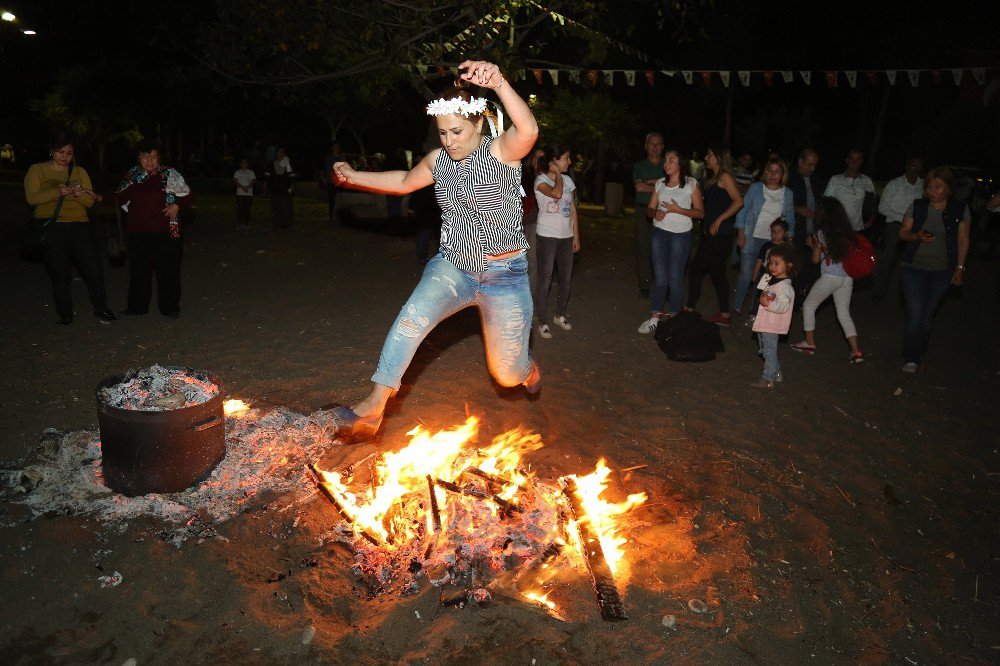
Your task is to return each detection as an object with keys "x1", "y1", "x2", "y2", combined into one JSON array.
[{"x1": 410, "y1": 64, "x2": 994, "y2": 88}]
